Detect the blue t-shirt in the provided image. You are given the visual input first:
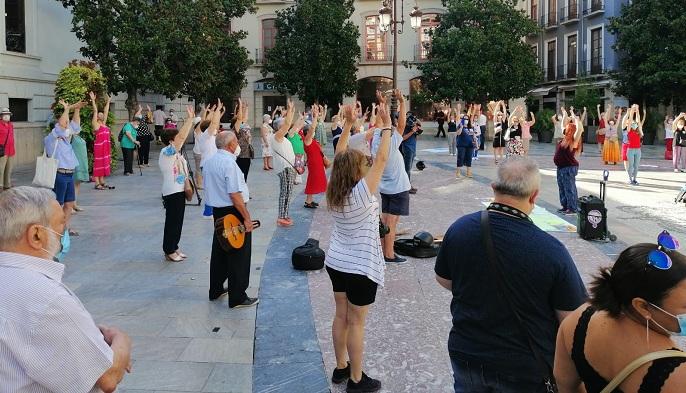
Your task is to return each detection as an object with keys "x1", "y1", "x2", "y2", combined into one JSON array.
[
  {"x1": 400, "y1": 124, "x2": 417, "y2": 152},
  {"x1": 434, "y1": 210, "x2": 587, "y2": 381}
]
